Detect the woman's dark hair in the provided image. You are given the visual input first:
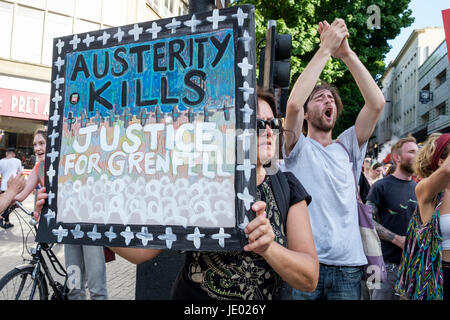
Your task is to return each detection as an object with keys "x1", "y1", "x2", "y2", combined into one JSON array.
[{"x1": 256, "y1": 86, "x2": 277, "y2": 118}]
